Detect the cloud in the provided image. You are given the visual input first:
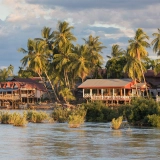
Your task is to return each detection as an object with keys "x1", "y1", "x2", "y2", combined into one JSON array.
[
  {"x1": 25, "y1": 0, "x2": 160, "y2": 10},
  {"x1": 0, "y1": 0, "x2": 159, "y2": 74}
]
